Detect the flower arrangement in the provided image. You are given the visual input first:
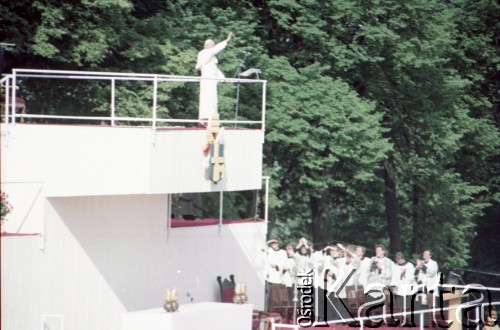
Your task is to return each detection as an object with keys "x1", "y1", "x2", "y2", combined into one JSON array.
[
  {"x1": 233, "y1": 283, "x2": 248, "y2": 304},
  {"x1": 1, "y1": 192, "x2": 13, "y2": 225},
  {"x1": 163, "y1": 289, "x2": 179, "y2": 312}
]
